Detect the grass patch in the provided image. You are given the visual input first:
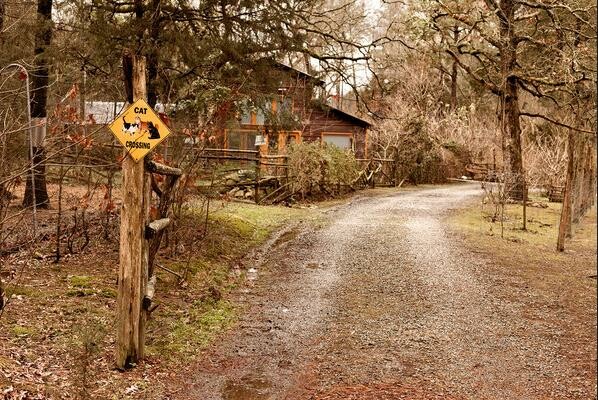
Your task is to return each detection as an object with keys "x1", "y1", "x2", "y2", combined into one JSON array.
[
  {"x1": 64, "y1": 275, "x2": 98, "y2": 297},
  {"x1": 68, "y1": 275, "x2": 93, "y2": 288},
  {"x1": 449, "y1": 197, "x2": 597, "y2": 293},
  {"x1": 99, "y1": 288, "x2": 117, "y2": 298},
  {"x1": 11, "y1": 325, "x2": 35, "y2": 338},
  {"x1": 209, "y1": 202, "x2": 312, "y2": 244},
  {"x1": 5, "y1": 285, "x2": 37, "y2": 298},
  {"x1": 450, "y1": 196, "x2": 576, "y2": 247},
  {"x1": 146, "y1": 200, "x2": 319, "y2": 361},
  {"x1": 147, "y1": 299, "x2": 236, "y2": 359},
  {"x1": 66, "y1": 288, "x2": 97, "y2": 297}
]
